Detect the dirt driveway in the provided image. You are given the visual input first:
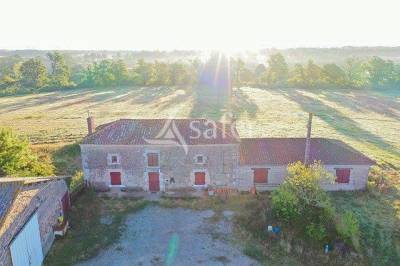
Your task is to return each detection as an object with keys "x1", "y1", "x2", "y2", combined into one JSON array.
[{"x1": 77, "y1": 206, "x2": 259, "y2": 266}]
